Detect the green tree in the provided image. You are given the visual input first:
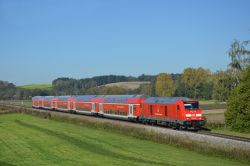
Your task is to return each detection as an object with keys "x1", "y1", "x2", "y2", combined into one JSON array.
[
  {"x1": 0, "y1": 81, "x2": 16, "y2": 99},
  {"x1": 212, "y1": 70, "x2": 234, "y2": 101},
  {"x1": 225, "y1": 66, "x2": 250, "y2": 132},
  {"x1": 155, "y1": 73, "x2": 175, "y2": 97}
]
